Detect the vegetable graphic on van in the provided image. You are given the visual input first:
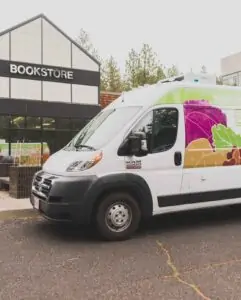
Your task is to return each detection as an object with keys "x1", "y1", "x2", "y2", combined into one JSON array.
[
  {"x1": 183, "y1": 99, "x2": 227, "y2": 146},
  {"x1": 183, "y1": 100, "x2": 241, "y2": 168}
]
